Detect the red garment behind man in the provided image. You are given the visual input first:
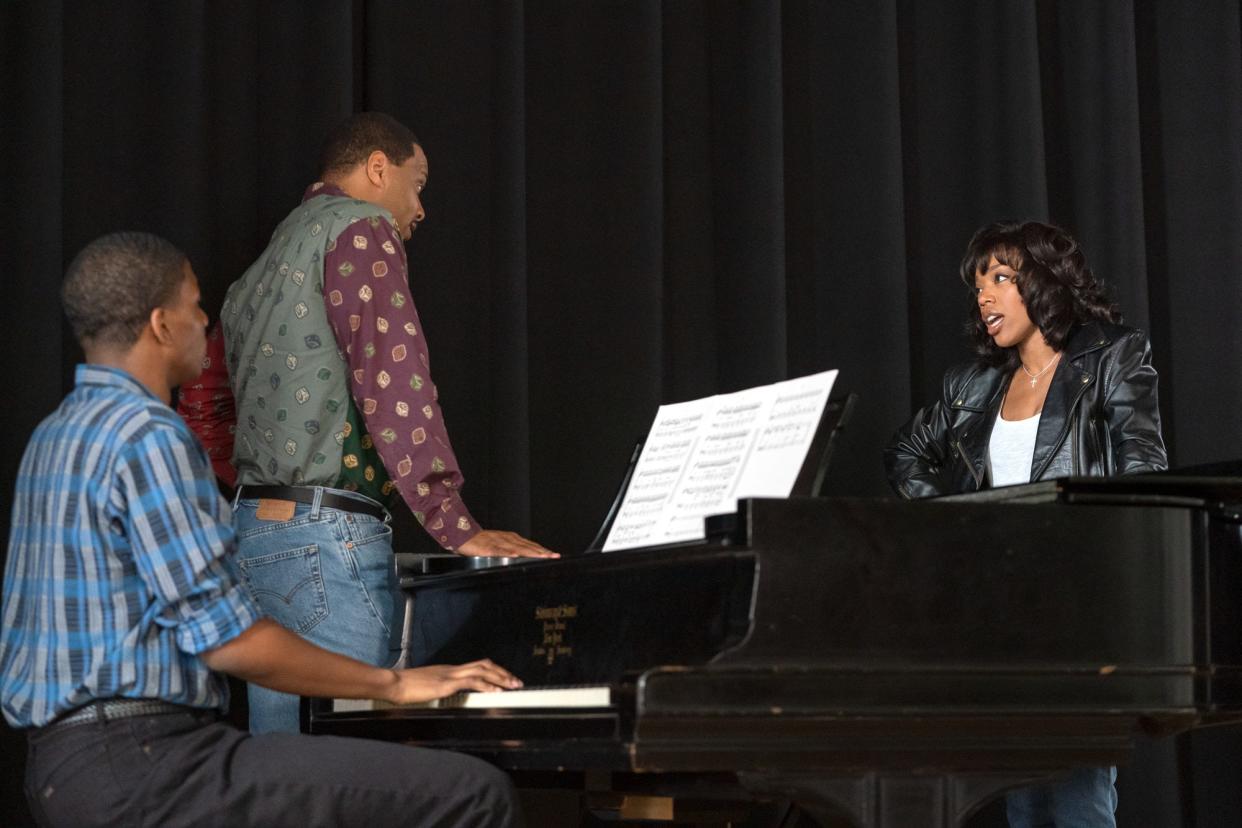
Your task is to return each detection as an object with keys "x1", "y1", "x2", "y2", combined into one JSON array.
[{"x1": 177, "y1": 323, "x2": 236, "y2": 488}]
